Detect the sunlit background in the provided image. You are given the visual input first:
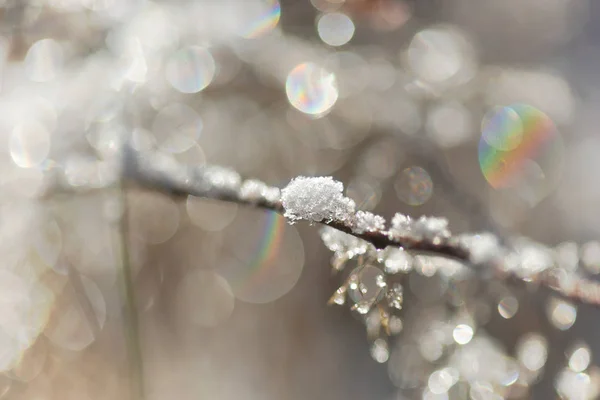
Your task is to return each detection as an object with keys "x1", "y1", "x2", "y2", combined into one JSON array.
[{"x1": 0, "y1": 0, "x2": 599, "y2": 399}]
